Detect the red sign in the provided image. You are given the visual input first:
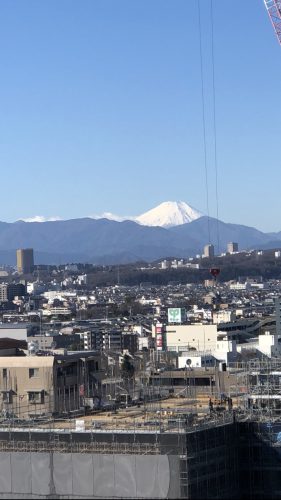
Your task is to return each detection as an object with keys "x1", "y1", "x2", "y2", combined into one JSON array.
[
  {"x1": 210, "y1": 268, "x2": 220, "y2": 278},
  {"x1": 156, "y1": 334, "x2": 162, "y2": 347}
]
